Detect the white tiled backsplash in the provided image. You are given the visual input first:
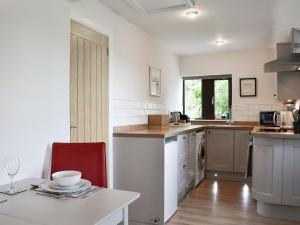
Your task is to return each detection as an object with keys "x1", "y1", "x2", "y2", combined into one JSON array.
[
  {"x1": 112, "y1": 99, "x2": 168, "y2": 126},
  {"x1": 232, "y1": 103, "x2": 285, "y2": 122},
  {"x1": 112, "y1": 99, "x2": 286, "y2": 126}
]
